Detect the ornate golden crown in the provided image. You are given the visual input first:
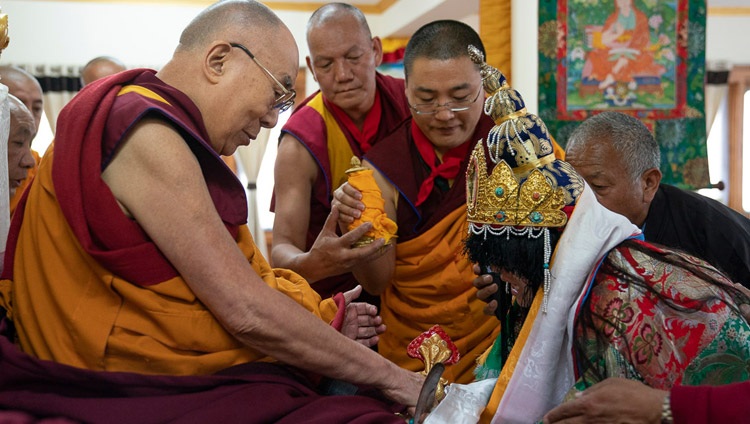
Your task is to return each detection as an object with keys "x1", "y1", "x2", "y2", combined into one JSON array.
[{"x1": 466, "y1": 140, "x2": 568, "y2": 228}]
